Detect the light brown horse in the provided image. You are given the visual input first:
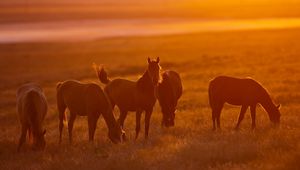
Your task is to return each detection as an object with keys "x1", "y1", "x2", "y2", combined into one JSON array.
[
  {"x1": 157, "y1": 70, "x2": 182, "y2": 127},
  {"x1": 16, "y1": 83, "x2": 47, "y2": 152},
  {"x1": 209, "y1": 76, "x2": 281, "y2": 130},
  {"x1": 56, "y1": 80, "x2": 124, "y2": 144},
  {"x1": 95, "y1": 57, "x2": 161, "y2": 139}
]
